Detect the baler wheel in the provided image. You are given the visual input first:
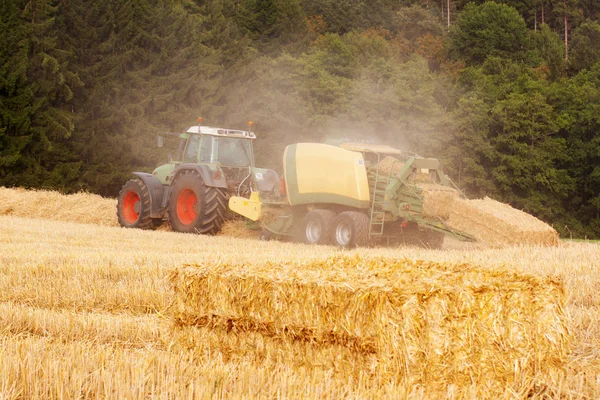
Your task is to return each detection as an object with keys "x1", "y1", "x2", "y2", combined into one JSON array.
[
  {"x1": 116, "y1": 179, "x2": 155, "y2": 229},
  {"x1": 300, "y1": 209, "x2": 336, "y2": 245},
  {"x1": 259, "y1": 230, "x2": 273, "y2": 241},
  {"x1": 331, "y1": 211, "x2": 370, "y2": 248}
]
